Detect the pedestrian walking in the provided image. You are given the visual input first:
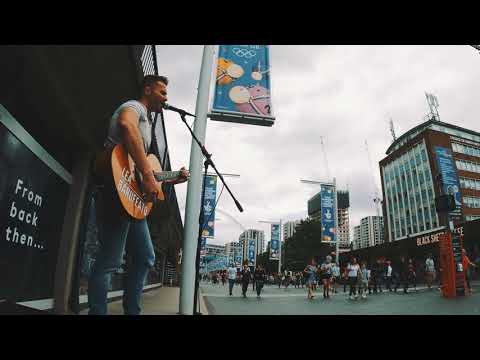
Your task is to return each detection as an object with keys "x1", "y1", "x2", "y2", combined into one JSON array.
[
  {"x1": 341, "y1": 265, "x2": 348, "y2": 293},
  {"x1": 425, "y1": 254, "x2": 436, "y2": 290},
  {"x1": 254, "y1": 265, "x2": 266, "y2": 298},
  {"x1": 462, "y1": 248, "x2": 477, "y2": 293},
  {"x1": 385, "y1": 260, "x2": 393, "y2": 292},
  {"x1": 408, "y1": 258, "x2": 417, "y2": 292},
  {"x1": 320, "y1": 255, "x2": 334, "y2": 299},
  {"x1": 304, "y1": 259, "x2": 318, "y2": 300},
  {"x1": 227, "y1": 264, "x2": 237, "y2": 296},
  {"x1": 347, "y1": 257, "x2": 360, "y2": 300},
  {"x1": 358, "y1": 261, "x2": 370, "y2": 299},
  {"x1": 373, "y1": 258, "x2": 385, "y2": 294},
  {"x1": 240, "y1": 264, "x2": 251, "y2": 298},
  {"x1": 221, "y1": 270, "x2": 226, "y2": 286},
  {"x1": 395, "y1": 256, "x2": 409, "y2": 294},
  {"x1": 331, "y1": 262, "x2": 340, "y2": 293}
]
